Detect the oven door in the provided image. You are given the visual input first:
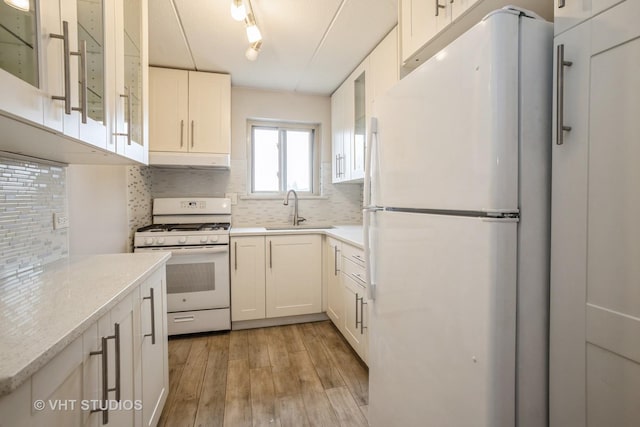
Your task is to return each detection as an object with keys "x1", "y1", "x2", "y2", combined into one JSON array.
[{"x1": 137, "y1": 245, "x2": 230, "y2": 312}]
